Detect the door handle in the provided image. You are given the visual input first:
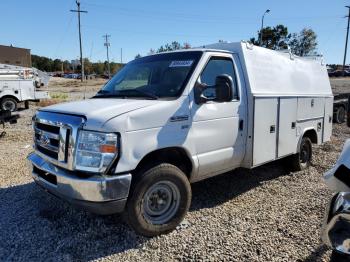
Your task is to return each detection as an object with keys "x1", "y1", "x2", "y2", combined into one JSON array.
[
  {"x1": 239, "y1": 119, "x2": 244, "y2": 131},
  {"x1": 270, "y1": 125, "x2": 276, "y2": 133}
]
